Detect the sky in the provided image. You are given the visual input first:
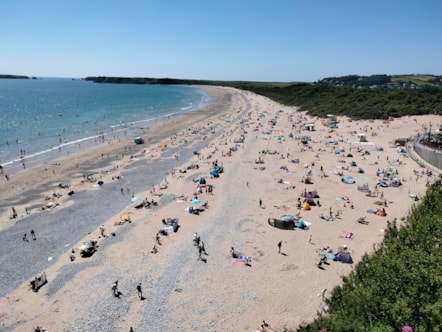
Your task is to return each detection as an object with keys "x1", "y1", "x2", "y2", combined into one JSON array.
[{"x1": 1, "y1": 0, "x2": 441, "y2": 82}]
